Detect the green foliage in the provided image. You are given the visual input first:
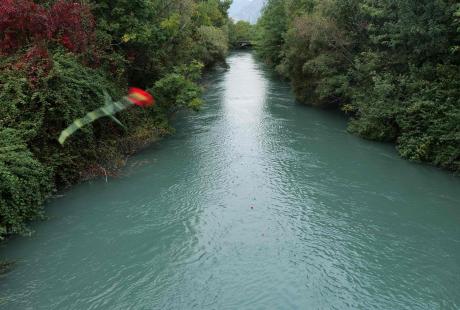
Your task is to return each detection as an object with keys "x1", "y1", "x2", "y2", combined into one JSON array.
[
  {"x1": 1, "y1": 50, "x2": 121, "y2": 186},
  {"x1": 152, "y1": 61, "x2": 204, "y2": 112},
  {"x1": 0, "y1": 128, "x2": 51, "y2": 238},
  {"x1": 0, "y1": 0, "x2": 232, "y2": 240},
  {"x1": 395, "y1": 65, "x2": 460, "y2": 170},
  {"x1": 196, "y1": 26, "x2": 229, "y2": 65},
  {"x1": 255, "y1": 0, "x2": 288, "y2": 65},
  {"x1": 90, "y1": 0, "x2": 231, "y2": 86},
  {"x1": 279, "y1": 11, "x2": 351, "y2": 106},
  {"x1": 196, "y1": 0, "x2": 232, "y2": 28},
  {"x1": 256, "y1": 0, "x2": 460, "y2": 172},
  {"x1": 228, "y1": 20, "x2": 257, "y2": 48}
]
